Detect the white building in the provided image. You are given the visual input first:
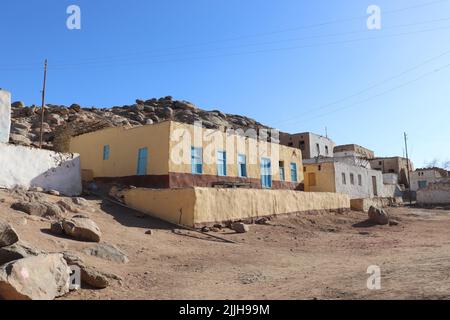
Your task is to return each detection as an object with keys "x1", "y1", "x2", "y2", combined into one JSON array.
[{"x1": 0, "y1": 89, "x2": 82, "y2": 196}]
